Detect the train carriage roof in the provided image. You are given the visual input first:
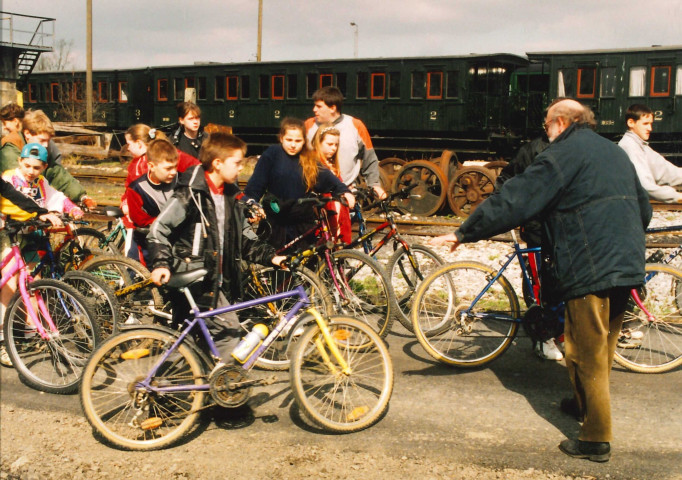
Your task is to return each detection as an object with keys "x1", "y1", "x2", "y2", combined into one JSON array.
[{"x1": 527, "y1": 45, "x2": 682, "y2": 60}]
